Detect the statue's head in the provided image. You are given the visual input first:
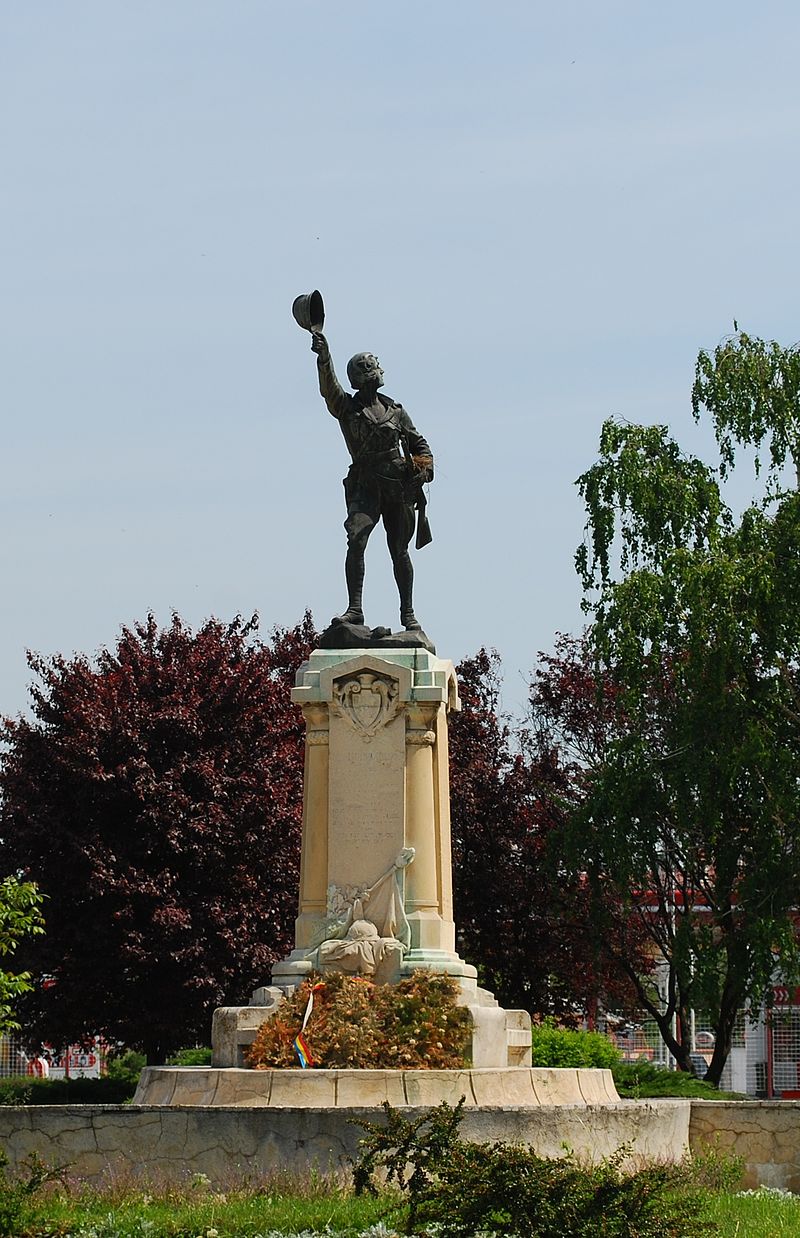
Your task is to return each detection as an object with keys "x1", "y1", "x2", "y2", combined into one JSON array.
[{"x1": 347, "y1": 352, "x2": 384, "y2": 391}]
